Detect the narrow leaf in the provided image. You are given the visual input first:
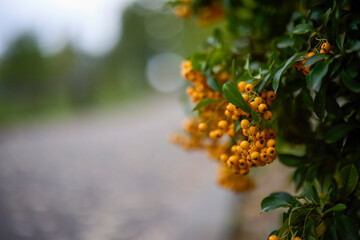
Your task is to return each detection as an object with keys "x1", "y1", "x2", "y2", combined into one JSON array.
[
  {"x1": 231, "y1": 59, "x2": 236, "y2": 84},
  {"x1": 244, "y1": 54, "x2": 252, "y2": 77},
  {"x1": 222, "y1": 83, "x2": 252, "y2": 113},
  {"x1": 206, "y1": 69, "x2": 222, "y2": 93},
  {"x1": 234, "y1": 120, "x2": 241, "y2": 132},
  {"x1": 339, "y1": 164, "x2": 359, "y2": 198},
  {"x1": 251, "y1": 111, "x2": 259, "y2": 122},
  {"x1": 304, "y1": 54, "x2": 329, "y2": 67},
  {"x1": 314, "y1": 83, "x2": 327, "y2": 121},
  {"x1": 192, "y1": 98, "x2": 223, "y2": 111},
  {"x1": 273, "y1": 52, "x2": 306, "y2": 92},
  {"x1": 325, "y1": 124, "x2": 359, "y2": 143},
  {"x1": 278, "y1": 154, "x2": 306, "y2": 167},
  {"x1": 258, "y1": 73, "x2": 271, "y2": 92},
  {"x1": 341, "y1": 70, "x2": 360, "y2": 93},
  {"x1": 324, "y1": 203, "x2": 346, "y2": 214},
  {"x1": 292, "y1": 23, "x2": 315, "y2": 34},
  {"x1": 308, "y1": 59, "x2": 332, "y2": 91}
]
